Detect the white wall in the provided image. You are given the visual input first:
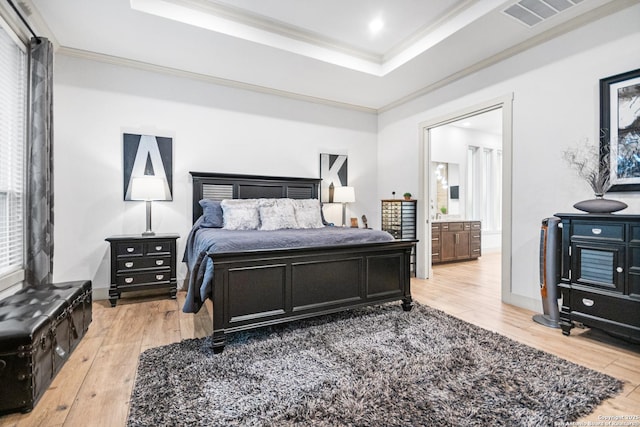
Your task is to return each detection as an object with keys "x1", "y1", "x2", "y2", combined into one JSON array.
[
  {"x1": 378, "y1": 4, "x2": 640, "y2": 311},
  {"x1": 52, "y1": 56, "x2": 378, "y2": 299}
]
